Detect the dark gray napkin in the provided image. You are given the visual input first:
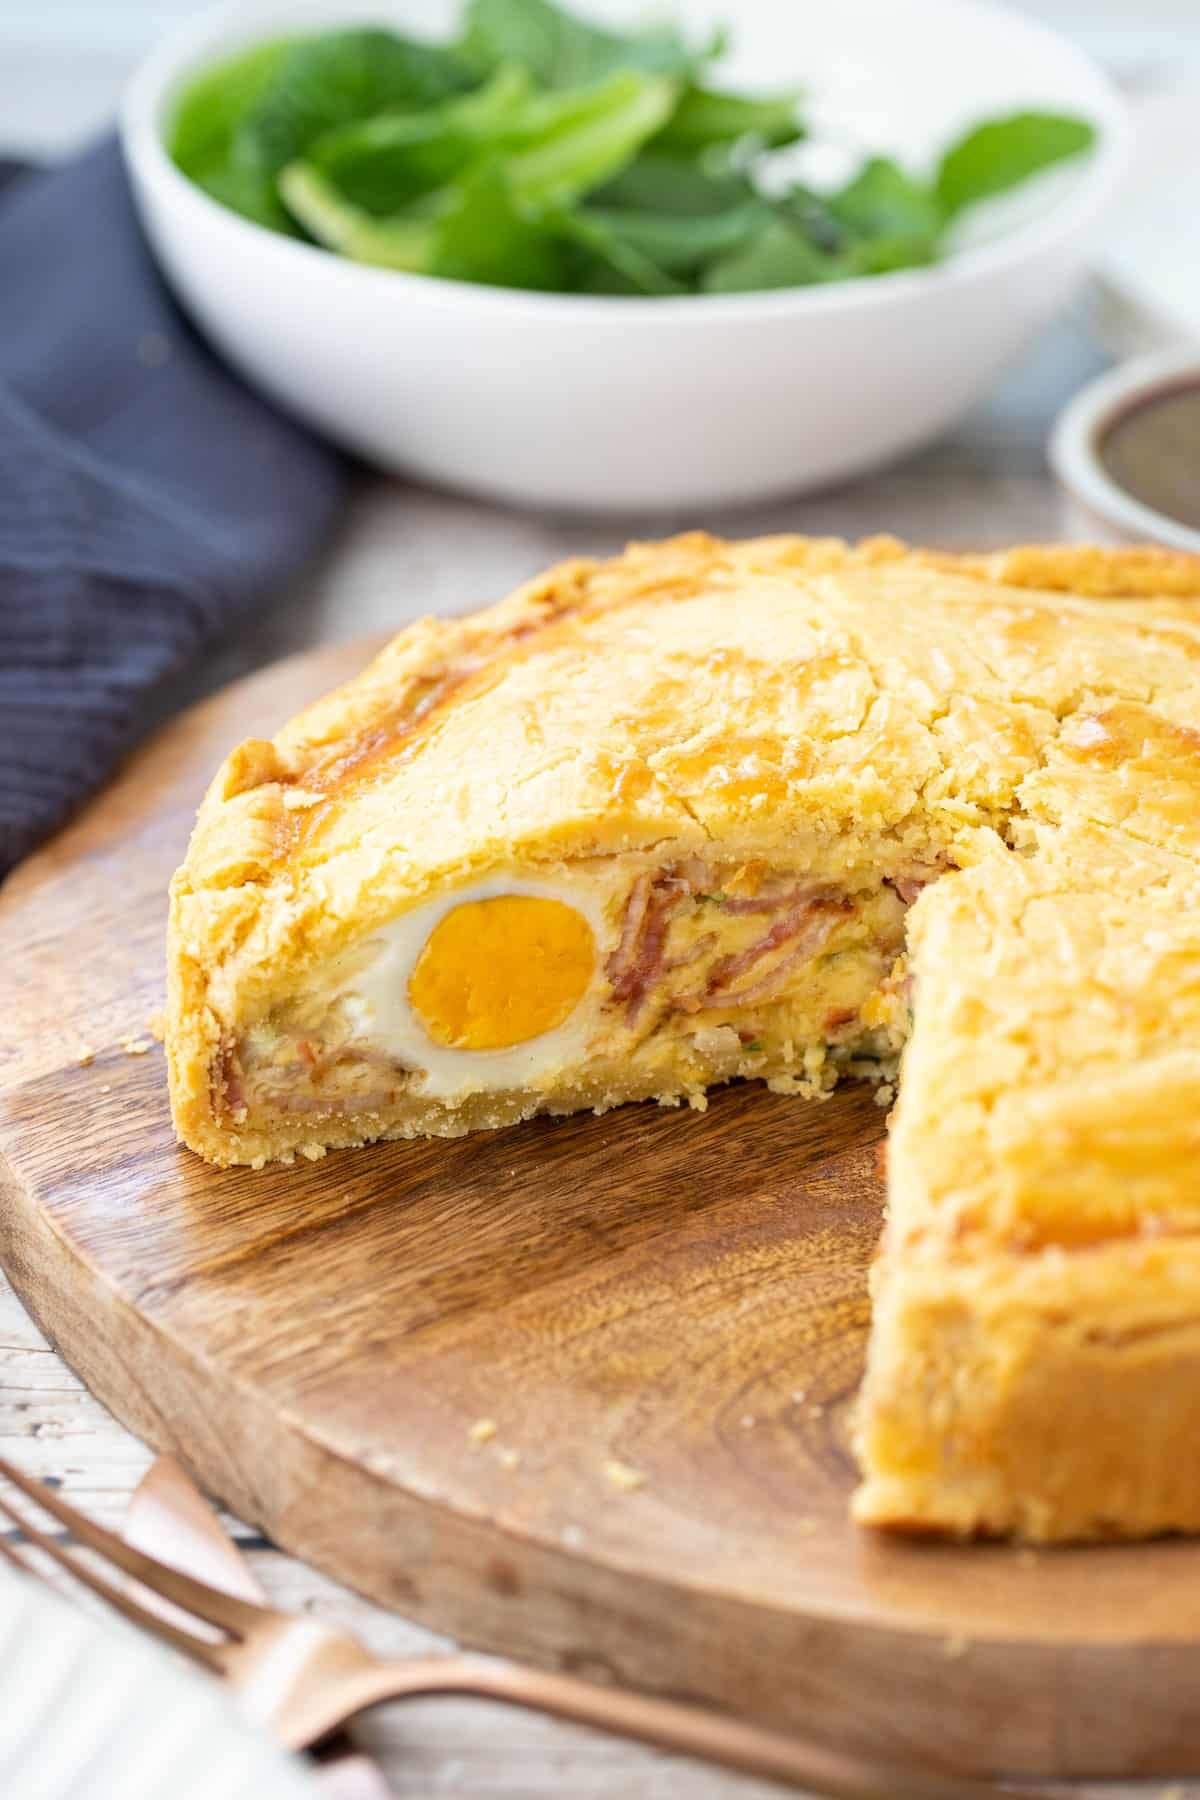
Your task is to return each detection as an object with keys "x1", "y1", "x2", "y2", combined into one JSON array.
[{"x1": 0, "y1": 136, "x2": 350, "y2": 880}]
